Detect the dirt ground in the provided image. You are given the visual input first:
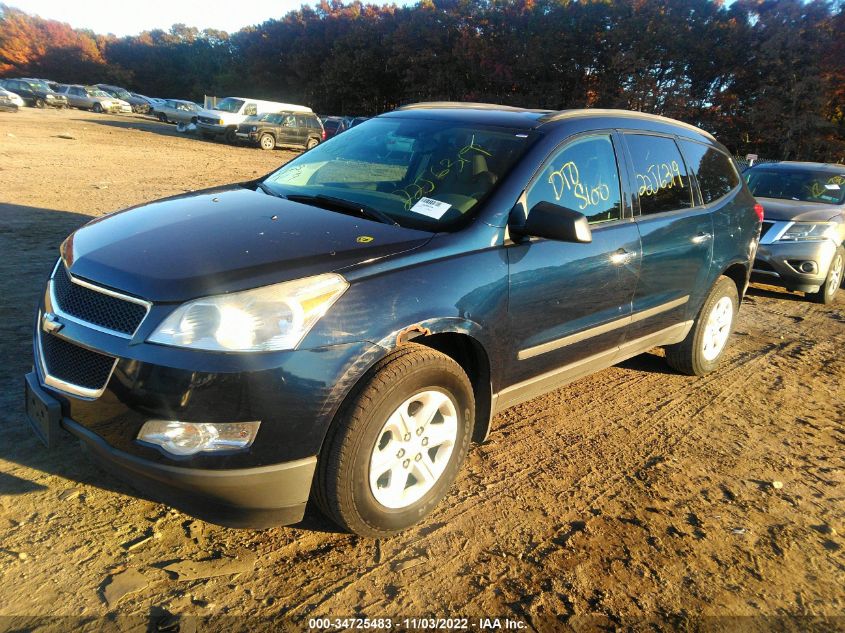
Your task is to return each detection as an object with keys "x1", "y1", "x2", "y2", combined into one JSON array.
[{"x1": 0, "y1": 108, "x2": 843, "y2": 632}]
